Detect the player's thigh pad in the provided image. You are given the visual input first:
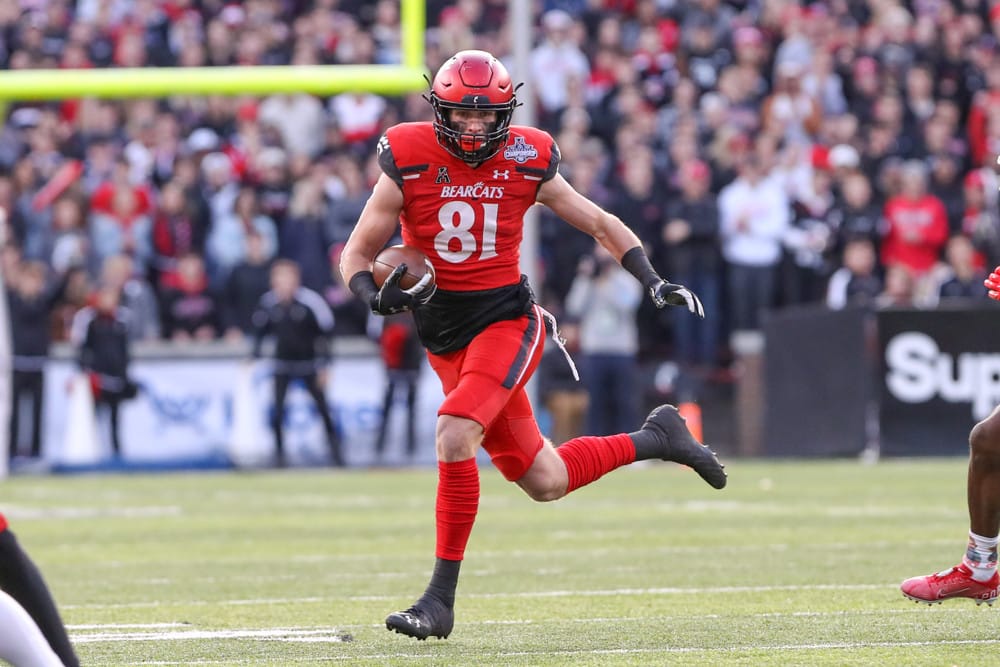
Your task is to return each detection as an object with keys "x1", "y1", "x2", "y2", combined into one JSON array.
[{"x1": 430, "y1": 311, "x2": 545, "y2": 477}]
